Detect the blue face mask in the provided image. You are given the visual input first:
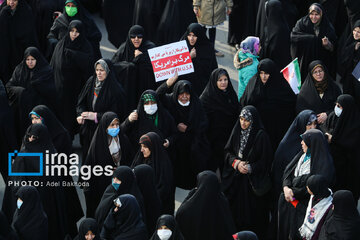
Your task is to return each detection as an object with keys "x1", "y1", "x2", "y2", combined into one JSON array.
[
  {"x1": 112, "y1": 182, "x2": 120, "y2": 191},
  {"x1": 17, "y1": 199, "x2": 23, "y2": 209},
  {"x1": 107, "y1": 127, "x2": 120, "y2": 137}
]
